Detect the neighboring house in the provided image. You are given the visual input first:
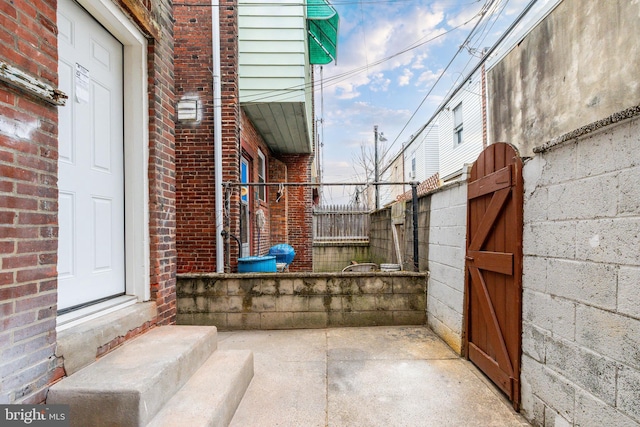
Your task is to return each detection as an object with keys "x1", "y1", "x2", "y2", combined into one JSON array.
[
  {"x1": 385, "y1": 0, "x2": 564, "y2": 189},
  {"x1": 174, "y1": 0, "x2": 339, "y2": 272},
  {"x1": 380, "y1": 150, "x2": 406, "y2": 206},
  {"x1": 380, "y1": 66, "x2": 485, "y2": 195},
  {"x1": 0, "y1": 0, "x2": 175, "y2": 403},
  {"x1": 404, "y1": 123, "x2": 439, "y2": 183},
  {"x1": 436, "y1": 71, "x2": 485, "y2": 181}
]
